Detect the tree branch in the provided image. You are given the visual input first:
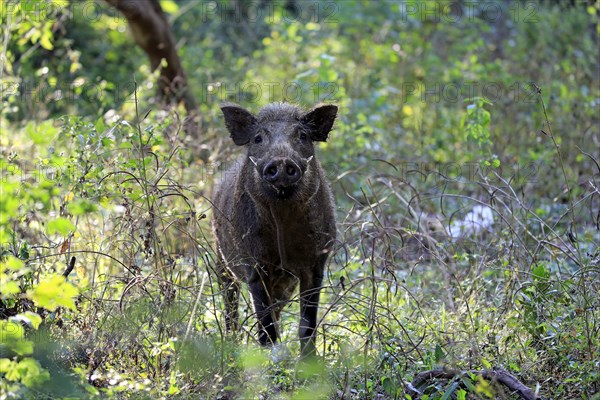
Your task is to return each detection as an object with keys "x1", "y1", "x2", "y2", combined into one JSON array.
[
  {"x1": 407, "y1": 368, "x2": 537, "y2": 400},
  {"x1": 103, "y1": 0, "x2": 198, "y2": 135}
]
